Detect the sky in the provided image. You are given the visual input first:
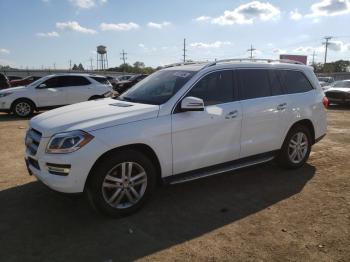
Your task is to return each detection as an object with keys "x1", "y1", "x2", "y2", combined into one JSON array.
[{"x1": 0, "y1": 0, "x2": 349, "y2": 69}]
